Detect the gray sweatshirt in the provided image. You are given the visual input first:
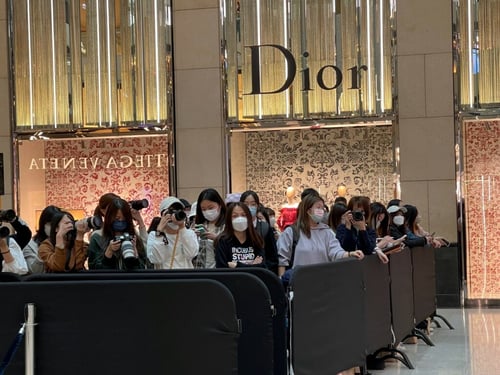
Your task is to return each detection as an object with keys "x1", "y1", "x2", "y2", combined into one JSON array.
[{"x1": 277, "y1": 223, "x2": 346, "y2": 268}]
